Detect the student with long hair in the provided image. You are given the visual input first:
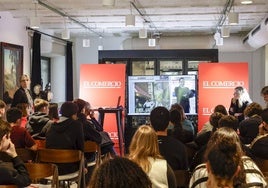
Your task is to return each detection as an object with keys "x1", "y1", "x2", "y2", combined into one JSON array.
[
  {"x1": 129, "y1": 125, "x2": 176, "y2": 188},
  {"x1": 190, "y1": 127, "x2": 267, "y2": 188},
  {"x1": 229, "y1": 86, "x2": 252, "y2": 122}
]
